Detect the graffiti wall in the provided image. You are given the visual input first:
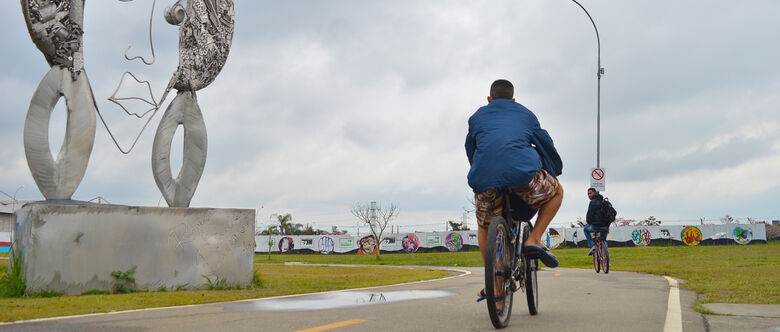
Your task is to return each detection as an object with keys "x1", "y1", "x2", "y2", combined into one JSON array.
[
  {"x1": 254, "y1": 224, "x2": 768, "y2": 254},
  {"x1": 0, "y1": 232, "x2": 9, "y2": 253},
  {"x1": 552, "y1": 224, "x2": 767, "y2": 248},
  {"x1": 255, "y1": 231, "x2": 480, "y2": 254}
]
